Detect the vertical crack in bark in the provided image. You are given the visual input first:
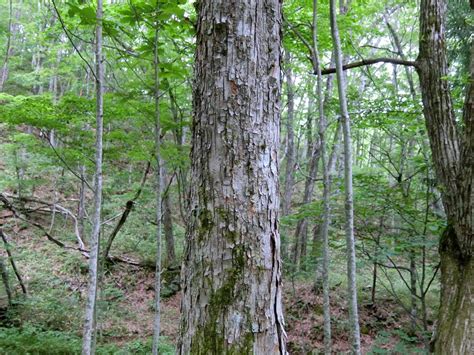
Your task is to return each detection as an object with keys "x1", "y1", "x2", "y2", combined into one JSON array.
[{"x1": 179, "y1": 1, "x2": 286, "y2": 353}]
